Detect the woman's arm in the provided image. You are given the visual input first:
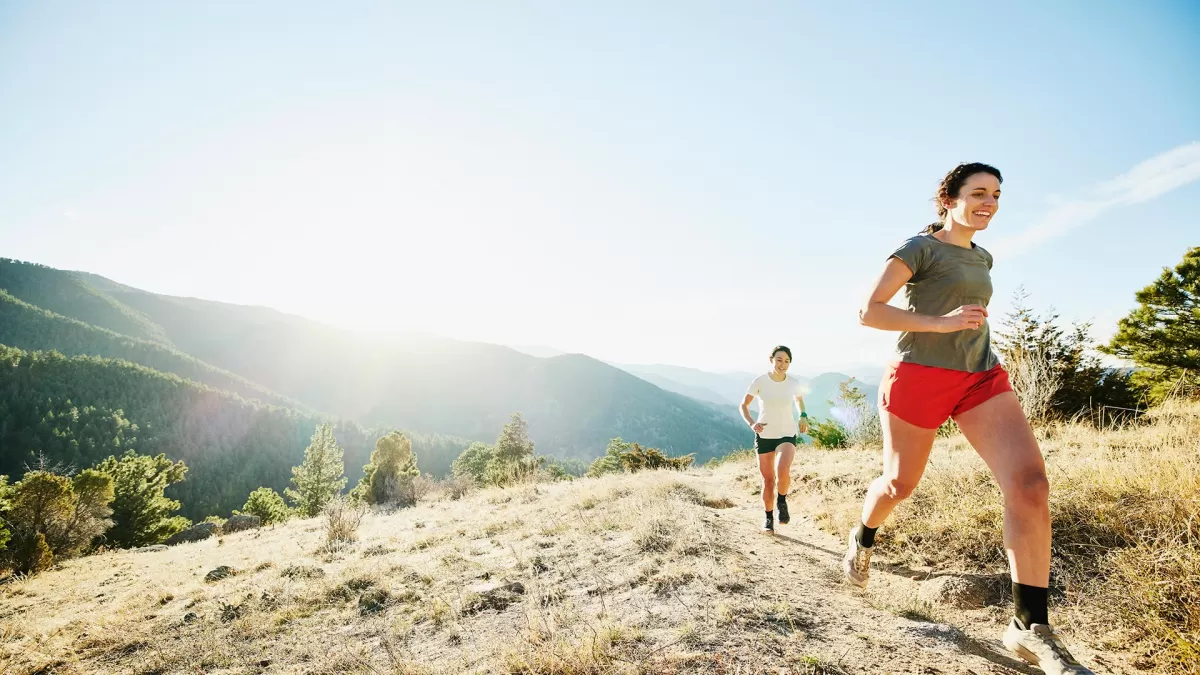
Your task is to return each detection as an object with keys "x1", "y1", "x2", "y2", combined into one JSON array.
[
  {"x1": 794, "y1": 394, "x2": 808, "y2": 434},
  {"x1": 740, "y1": 394, "x2": 765, "y2": 434},
  {"x1": 858, "y1": 258, "x2": 987, "y2": 333}
]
